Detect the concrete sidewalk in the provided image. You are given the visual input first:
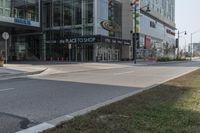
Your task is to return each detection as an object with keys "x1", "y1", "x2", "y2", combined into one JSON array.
[
  {"x1": 1, "y1": 59, "x2": 196, "y2": 79},
  {"x1": 0, "y1": 64, "x2": 47, "y2": 80}
]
